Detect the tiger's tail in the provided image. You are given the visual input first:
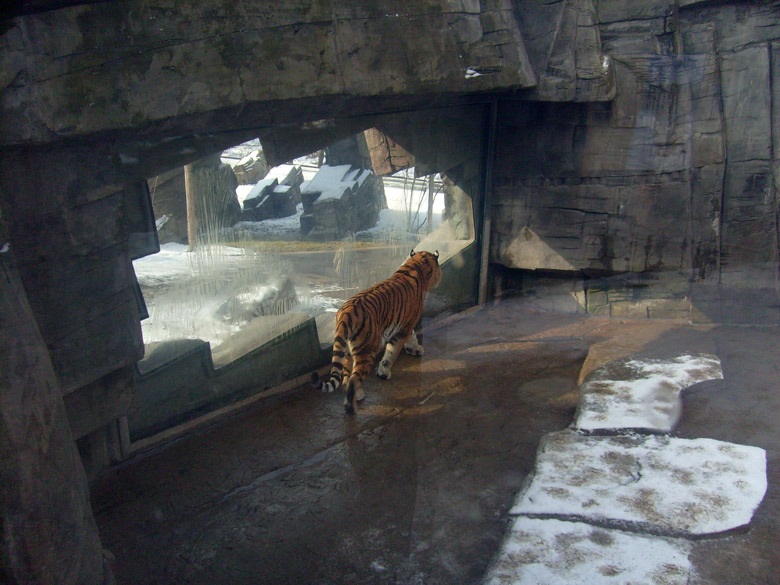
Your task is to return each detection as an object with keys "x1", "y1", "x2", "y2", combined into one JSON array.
[{"x1": 313, "y1": 319, "x2": 349, "y2": 393}]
